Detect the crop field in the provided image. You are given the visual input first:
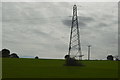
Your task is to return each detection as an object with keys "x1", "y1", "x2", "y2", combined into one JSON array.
[{"x1": 2, "y1": 58, "x2": 119, "y2": 79}]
